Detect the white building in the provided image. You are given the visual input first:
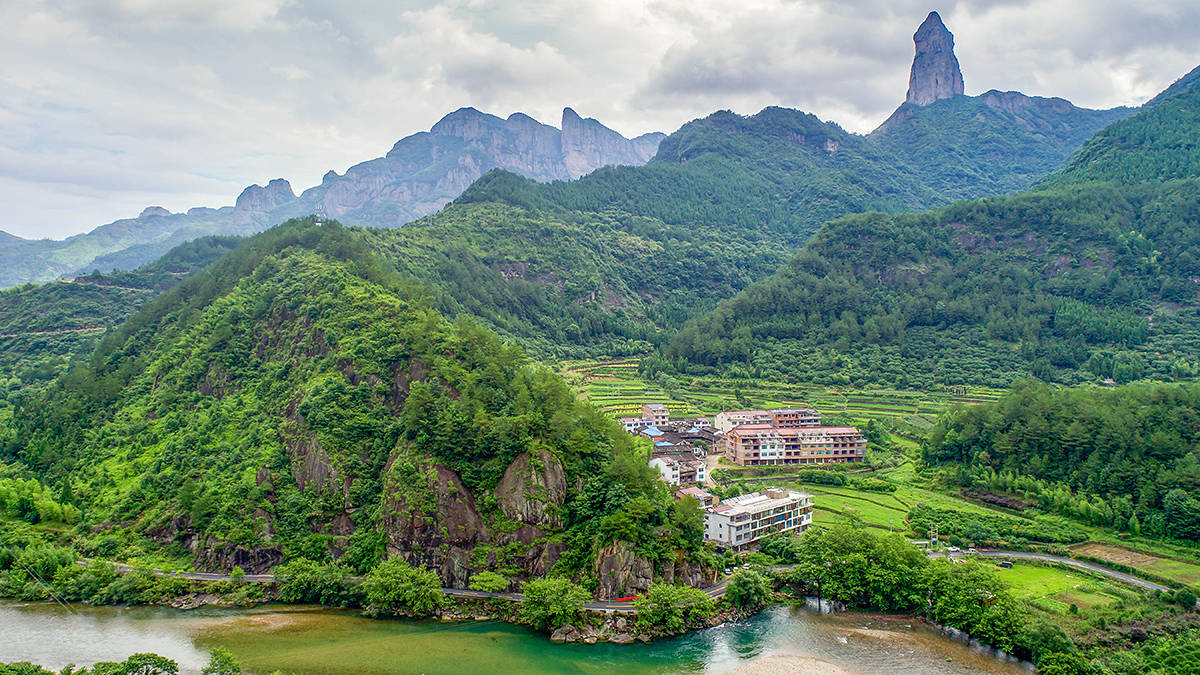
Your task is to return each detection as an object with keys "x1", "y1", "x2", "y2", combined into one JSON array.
[
  {"x1": 649, "y1": 456, "x2": 706, "y2": 485},
  {"x1": 704, "y1": 487, "x2": 812, "y2": 549}
]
